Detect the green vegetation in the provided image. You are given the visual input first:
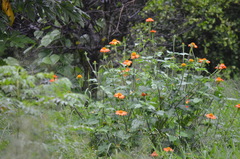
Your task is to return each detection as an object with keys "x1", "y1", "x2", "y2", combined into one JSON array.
[{"x1": 0, "y1": 0, "x2": 240, "y2": 158}]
